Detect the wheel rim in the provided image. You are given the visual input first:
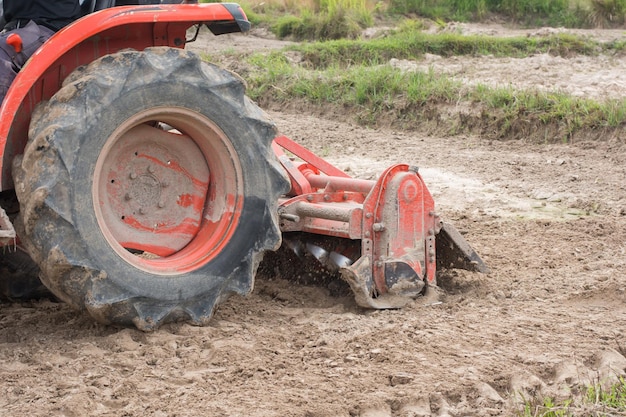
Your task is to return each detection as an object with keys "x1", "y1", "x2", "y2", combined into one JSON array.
[{"x1": 93, "y1": 107, "x2": 244, "y2": 275}]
